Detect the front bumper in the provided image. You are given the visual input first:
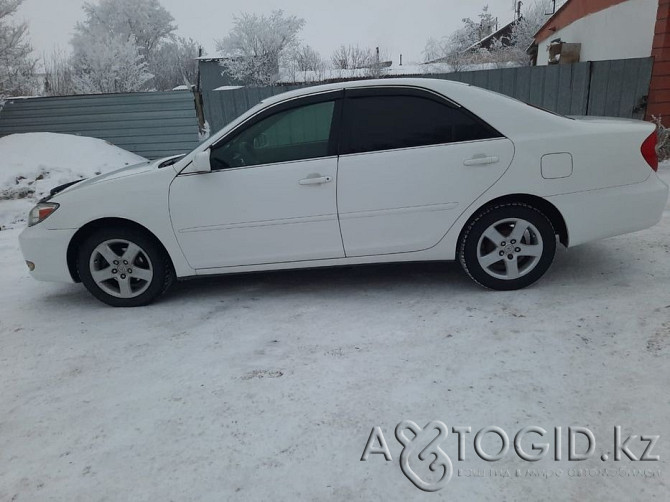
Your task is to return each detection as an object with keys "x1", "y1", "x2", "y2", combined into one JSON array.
[
  {"x1": 19, "y1": 225, "x2": 78, "y2": 283},
  {"x1": 547, "y1": 173, "x2": 669, "y2": 247}
]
